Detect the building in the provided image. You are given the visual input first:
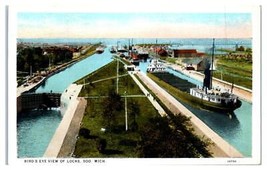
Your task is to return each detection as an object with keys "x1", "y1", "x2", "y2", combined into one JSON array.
[
  {"x1": 183, "y1": 58, "x2": 209, "y2": 71},
  {"x1": 171, "y1": 49, "x2": 205, "y2": 58},
  {"x1": 172, "y1": 49, "x2": 197, "y2": 58}
]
